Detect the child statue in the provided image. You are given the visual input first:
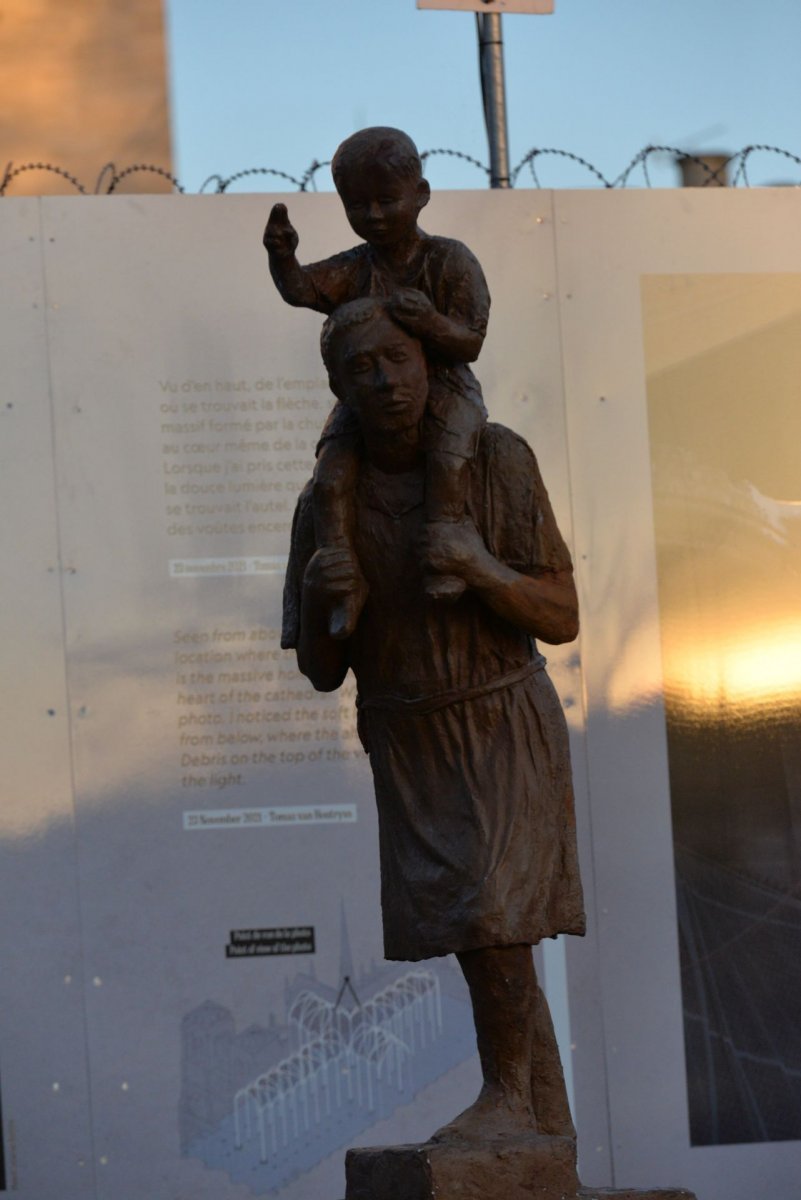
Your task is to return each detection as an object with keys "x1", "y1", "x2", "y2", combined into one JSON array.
[{"x1": 263, "y1": 126, "x2": 490, "y2": 638}]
